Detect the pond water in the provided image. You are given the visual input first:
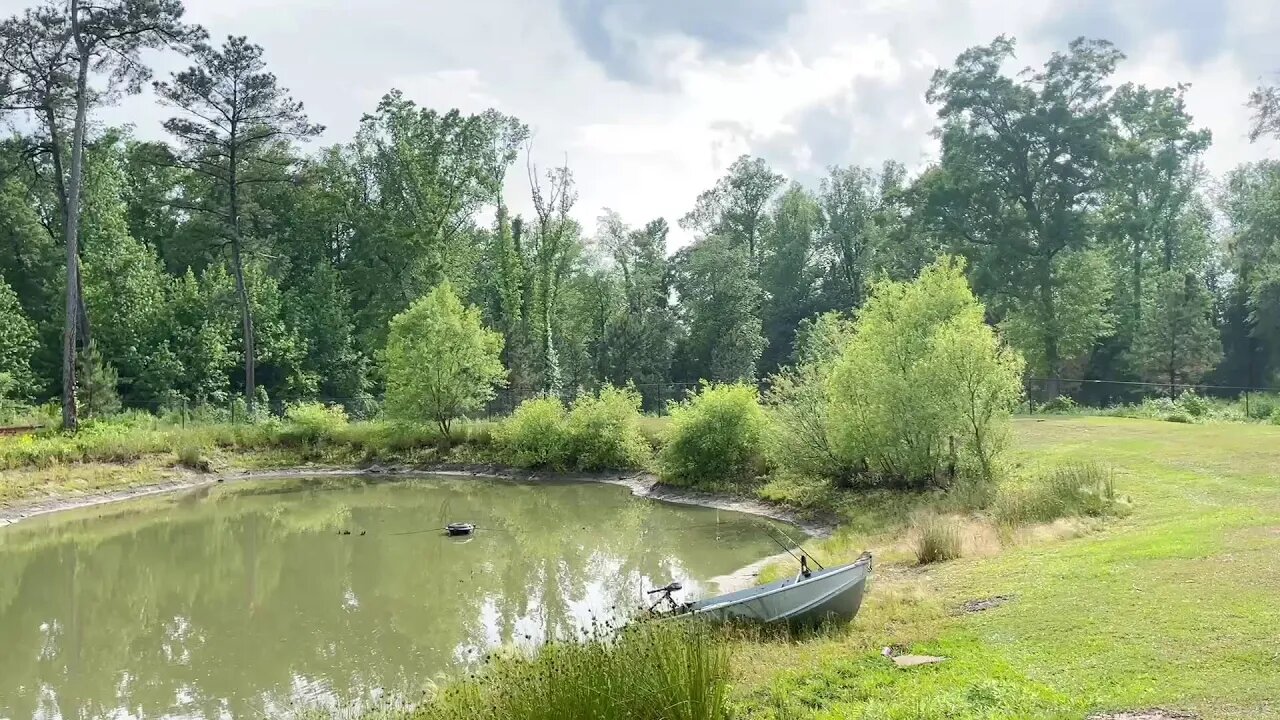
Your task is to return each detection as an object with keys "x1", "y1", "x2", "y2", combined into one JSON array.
[{"x1": 0, "y1": 475, "x2": 798, "y2": 719}]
